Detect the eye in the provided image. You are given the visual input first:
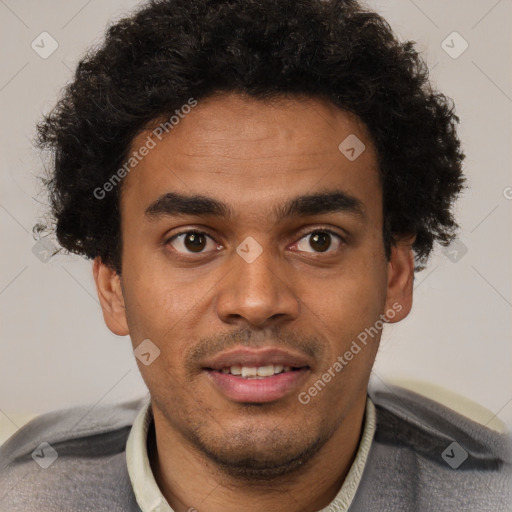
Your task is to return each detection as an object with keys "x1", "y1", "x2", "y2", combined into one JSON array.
[
  {"x1": 166, "y1": 230, "x2": 219, "y2": 254},
  {"x1": 294, "y1": 230, "x2": 344, "y2": 254}
]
